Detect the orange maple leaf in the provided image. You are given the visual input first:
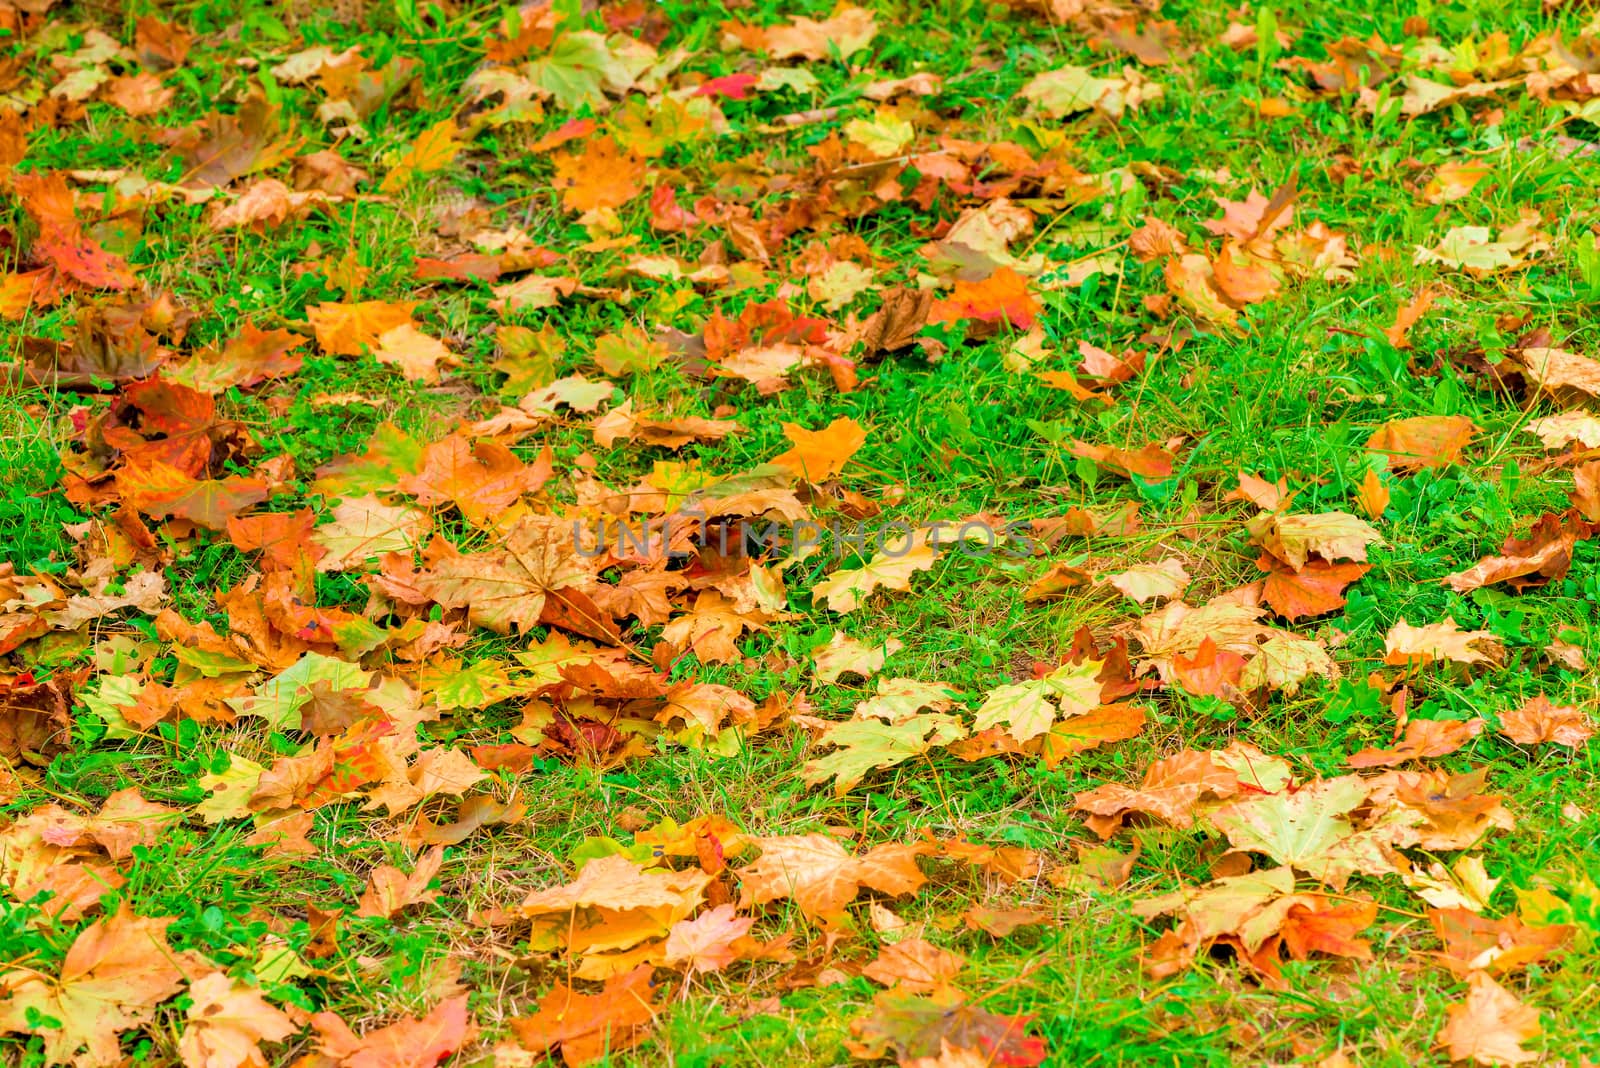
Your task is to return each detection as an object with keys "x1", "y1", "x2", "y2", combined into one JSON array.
[{"x1": 928, "y1": 267, "x2": 1040, "y2": 329}]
